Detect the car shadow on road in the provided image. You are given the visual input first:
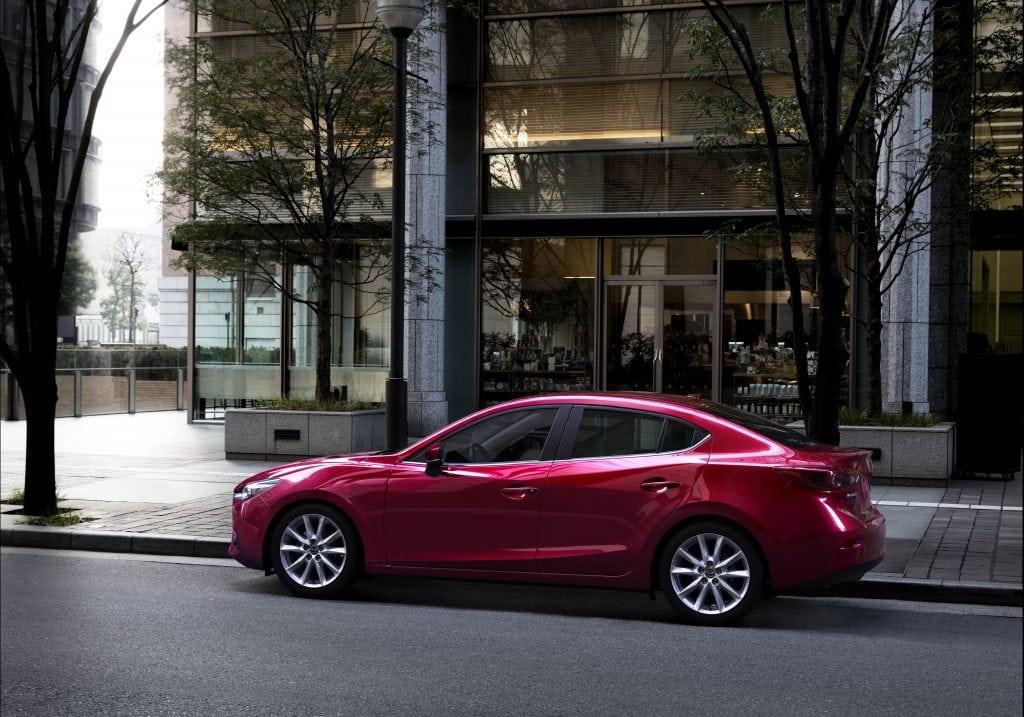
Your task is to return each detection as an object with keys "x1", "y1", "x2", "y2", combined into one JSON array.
[{"x1": 231, "y1": 572, "x2": 968, "y2": 632}]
